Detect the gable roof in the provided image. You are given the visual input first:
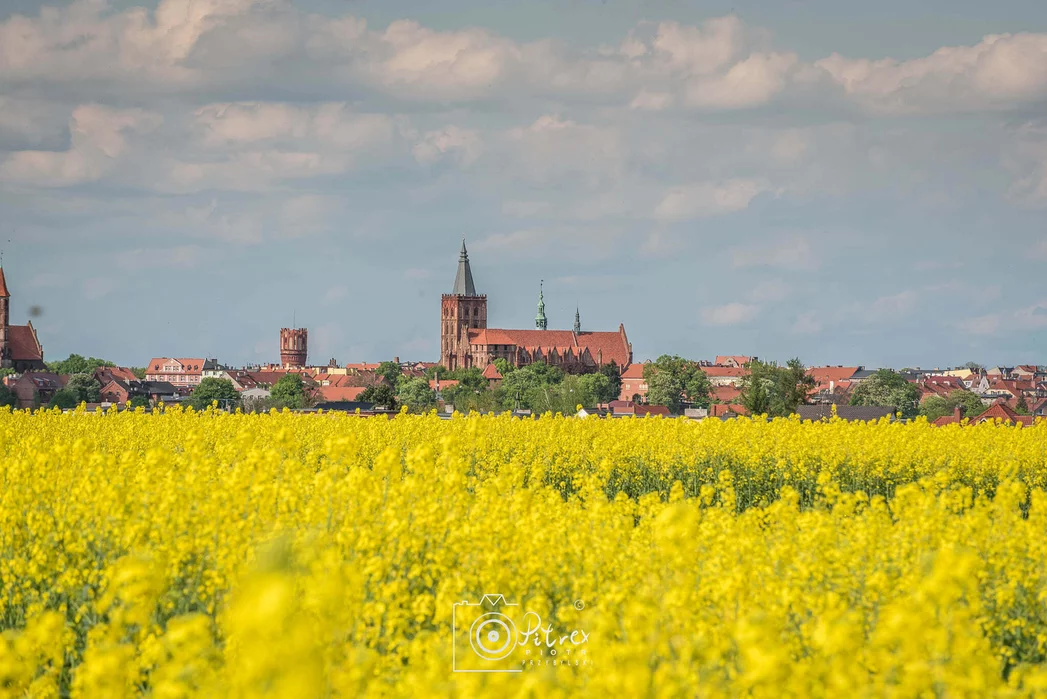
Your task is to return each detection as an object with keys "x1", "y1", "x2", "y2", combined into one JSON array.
[
  {"x1": 807, "y1": 367, "x2": 861, "y2": 388},
  {"x1": 0, "y1": 267, "x2": 9, "y2": 297},
  {"x1": 621, "y1": 363, "x2": 647, "y2": 379},
  {"x1": 467, "y1": 325, "x2": 631, "y2": 368},
  {"x1": 714, "y1": 355, "x2": 752, "y2": 366},
  {"x1": 481, "y1": 364, "x2": 503, "y2": 380},
  {"x1": 146, "y1": 358, "x2": 208, "y2": 375},
  {"x1": 318, "y1": 385, "x2": 367, "y2": 402},
  {"x1": 972, "y1": 402, "x2": 1037, "y2": 426},
  {"x1": 8, "y1": 324, "x2": 42, "y2": 362}
]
